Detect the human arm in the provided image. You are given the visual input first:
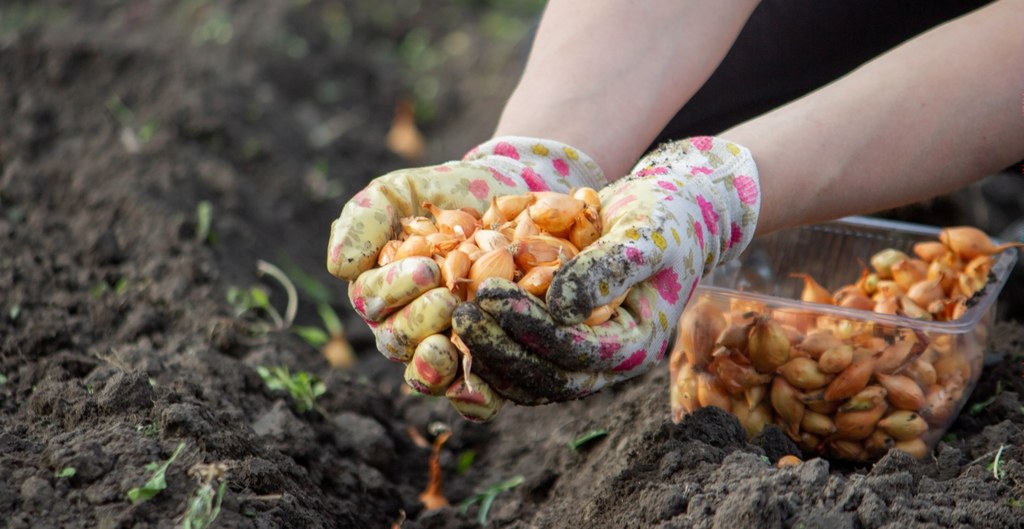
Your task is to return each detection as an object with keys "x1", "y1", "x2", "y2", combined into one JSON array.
[
  {"x1": 724, "y1": 0, "x2": 1024, "y2": 235},
  {"x1": 494, "y1": 0, "x2": 761, "y2": 177}
]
